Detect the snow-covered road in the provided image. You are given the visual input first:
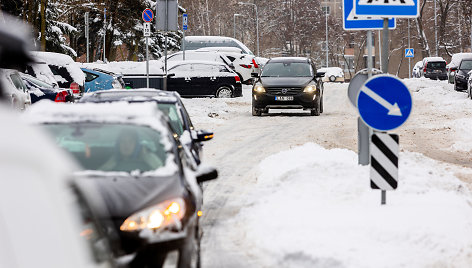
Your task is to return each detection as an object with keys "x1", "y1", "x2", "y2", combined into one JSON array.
[{"x1": 182, "y1": 78, "x2": 472, "y2": 267}]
